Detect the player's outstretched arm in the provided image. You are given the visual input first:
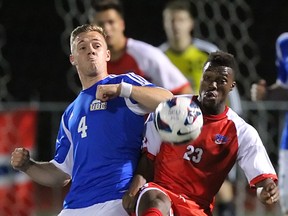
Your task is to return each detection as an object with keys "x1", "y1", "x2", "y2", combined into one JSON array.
[
  {"x1": 11, "y1": 148, "x2": 71, "y2": 188},
  {"x1": 96, "y1": 83, "x2": 173, "y2": 112},
  {"x1": 129, "y1": 86, "x2": 173, "y2": 112}
]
